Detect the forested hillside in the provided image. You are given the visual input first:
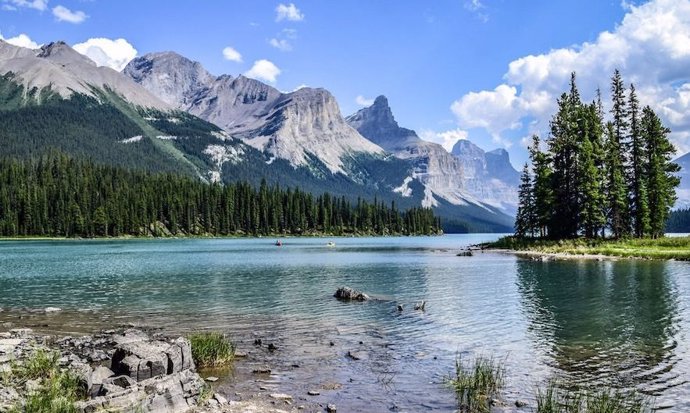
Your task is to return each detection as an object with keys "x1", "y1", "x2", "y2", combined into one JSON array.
[
  {"x1": 0, "y1": 153, "x2": 441, "y2": 237},
  {"x1": 666, "y1": 208, "x2": 690, "y2": 233}
]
